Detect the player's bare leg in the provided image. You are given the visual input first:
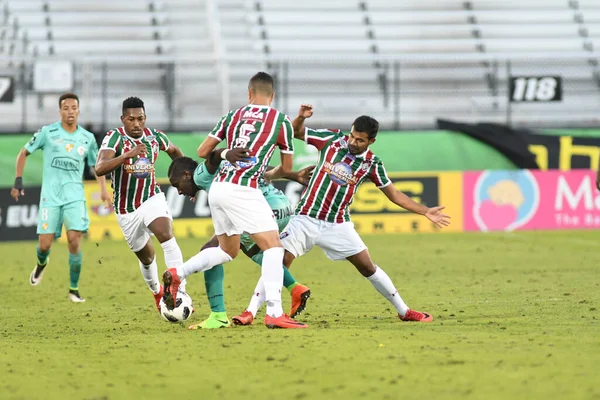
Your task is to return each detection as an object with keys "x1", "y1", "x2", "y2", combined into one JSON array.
[
  {"x1": 30, "y1": 233, "x2": 54, "y2": 286},
  {"x1": 135, "y1": 240, "x2": 163, "y2": 311},
  {"x1": 347, "y1": 250, "x2": 432, "y2": 322},
  {"x1": 66, "y1": 230, "x2": 85, "y2": 302}
]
